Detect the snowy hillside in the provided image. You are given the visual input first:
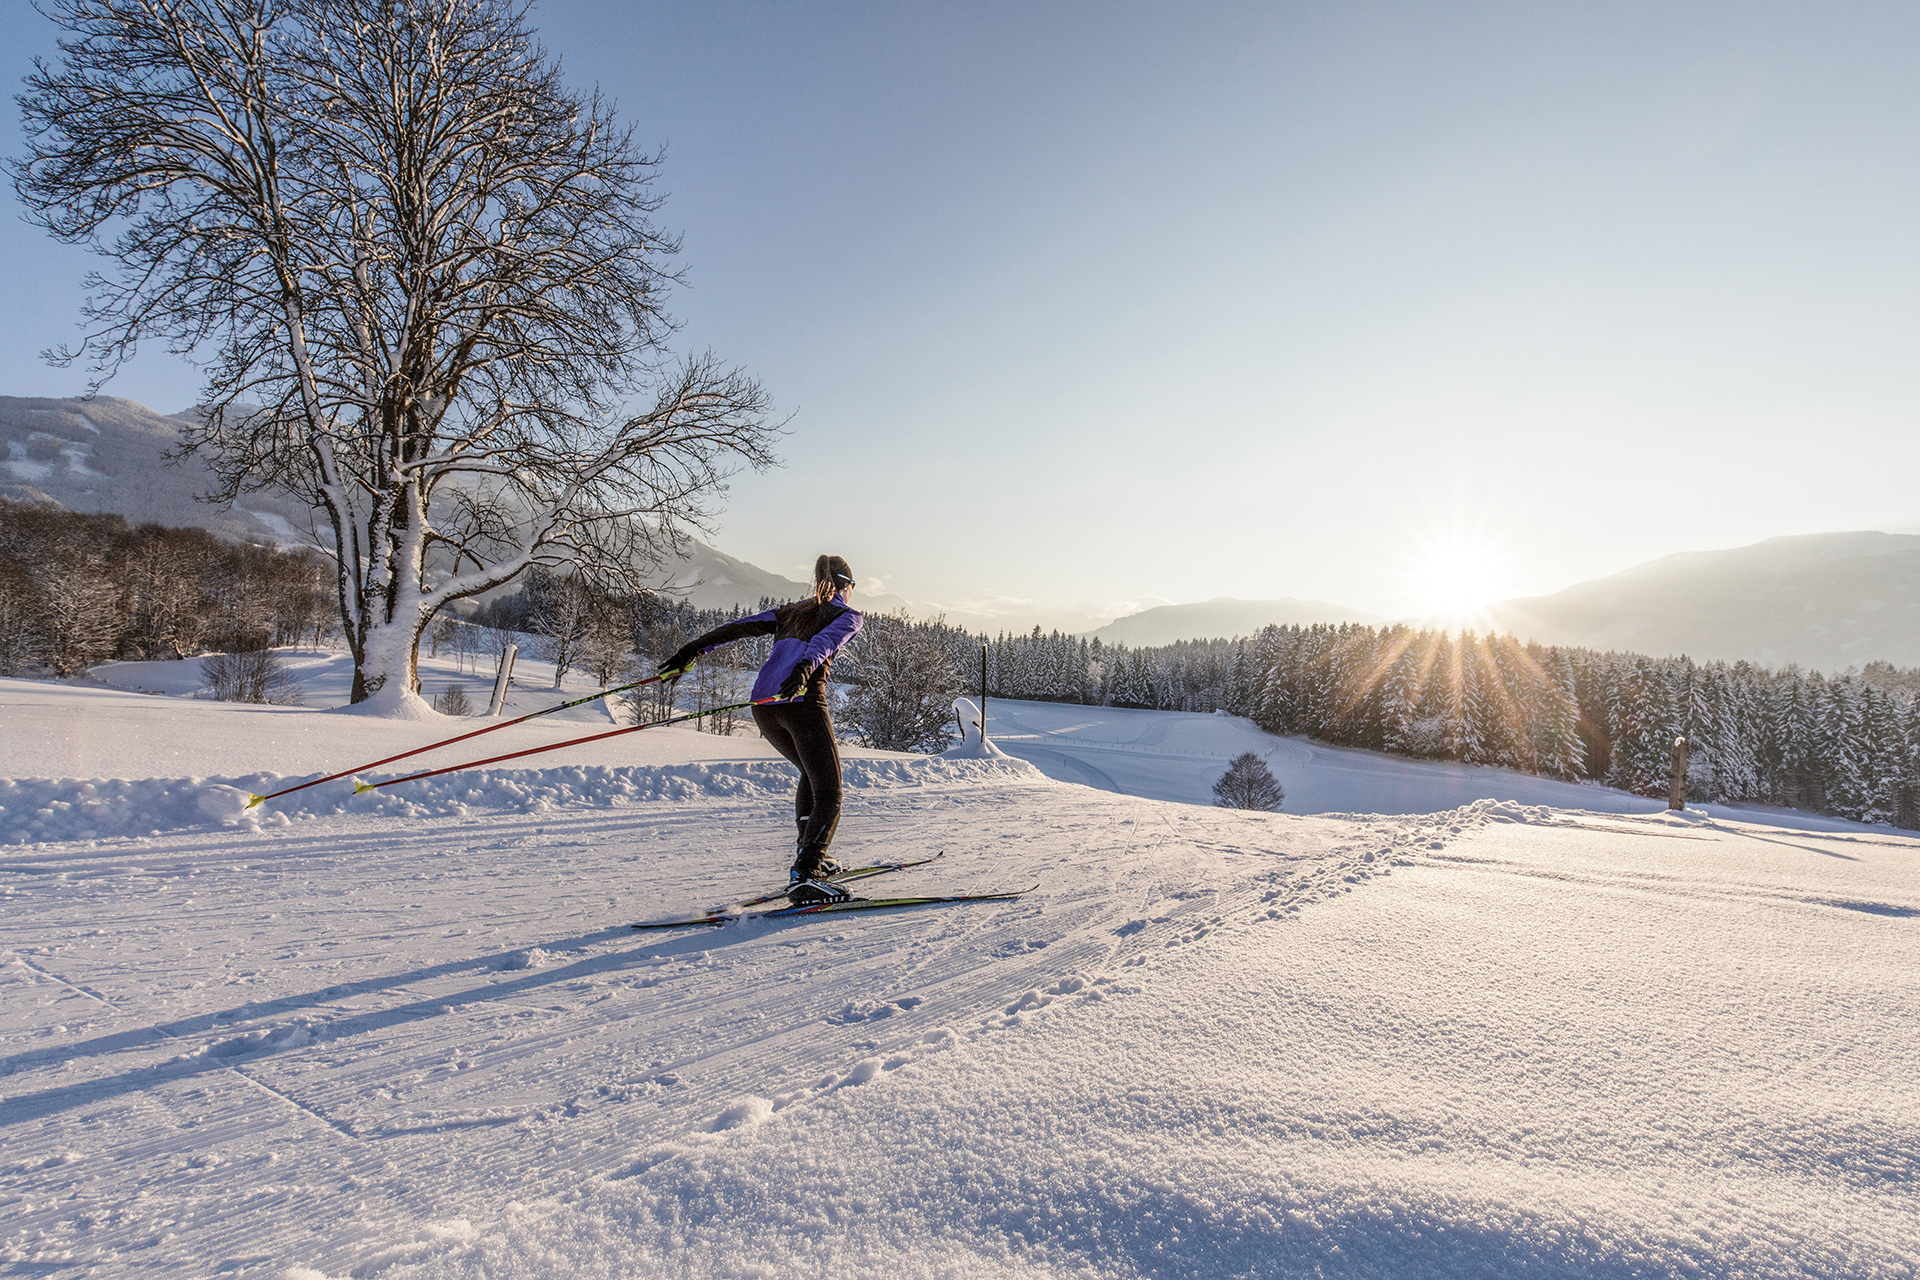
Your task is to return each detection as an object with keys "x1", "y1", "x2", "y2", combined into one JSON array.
[
  {"x1": 3, "y1": 668, "x2": 1918, "y2": 1277},
  {"x1": 981, "y1": 698, "x2": 1873, "y2": 834},
  {"x1": 0, "y1": 396, "x2": 317, "y2": 546}
]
